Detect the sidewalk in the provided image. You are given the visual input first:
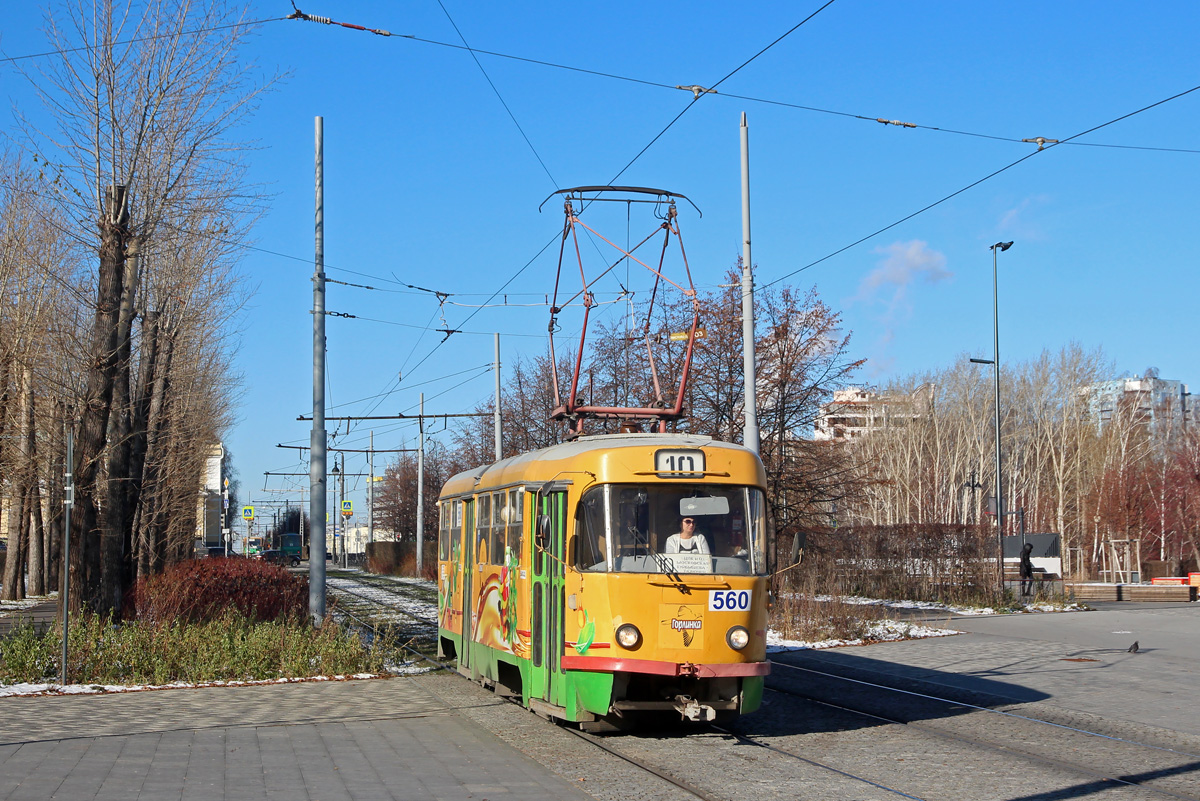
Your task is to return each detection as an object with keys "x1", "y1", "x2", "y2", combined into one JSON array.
[{"x1": 0, "y1": 675, "x2": 596, "y2": 800}]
